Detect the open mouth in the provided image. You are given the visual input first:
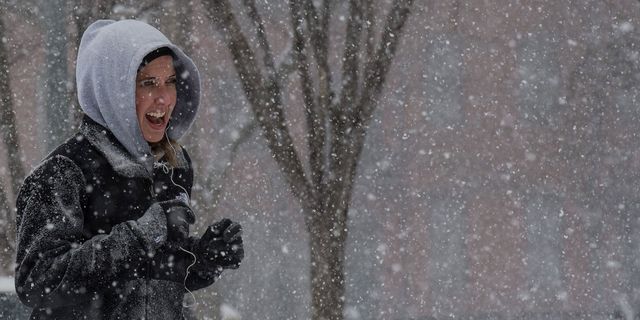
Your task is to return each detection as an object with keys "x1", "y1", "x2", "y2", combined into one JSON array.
[{"x1": 145, "y1": 111, "x2": 166, "y2": 127}]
